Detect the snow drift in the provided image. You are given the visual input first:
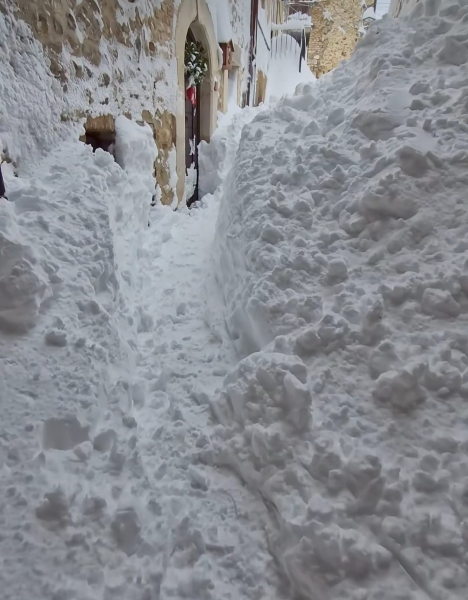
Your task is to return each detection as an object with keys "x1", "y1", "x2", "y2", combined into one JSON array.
[
  {"x1": 198, "y1": 105, "x2": 266, "y2": 197},
  {"x1": 266, "y1": 34, "x2": 316, "y2": 104},
  {"x1": 0, "y1": 104, "x2": 286, "y2": 599},
  {"x1": 0, "y1": 125, "x2": 158, "y2": 598},
  {"x1": 213, "y1": 2, "x2": 468, "y2": 599}
]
